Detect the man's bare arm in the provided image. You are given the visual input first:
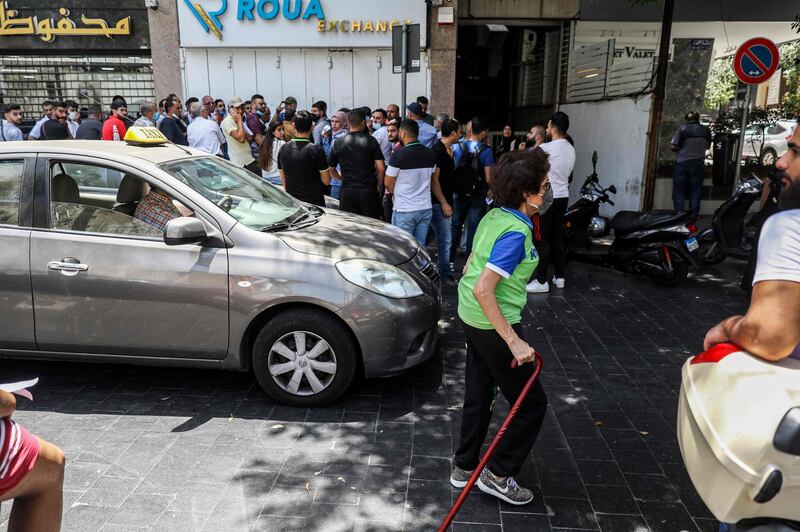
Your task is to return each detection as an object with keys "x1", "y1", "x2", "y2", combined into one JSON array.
[{"x1": 704, "y1": 280, "x2": 800, "y2": 361}]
